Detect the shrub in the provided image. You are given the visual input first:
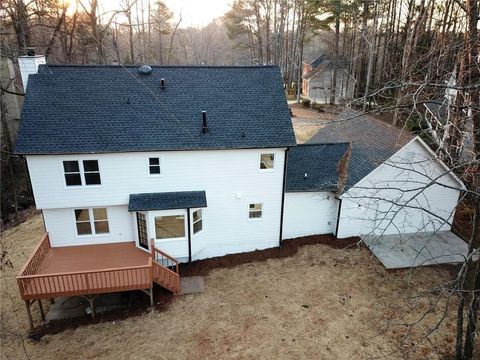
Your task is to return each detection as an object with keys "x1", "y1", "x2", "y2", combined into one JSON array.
[{"x1": 302, "y1": 98, "x2": 311, "y2": 107}]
